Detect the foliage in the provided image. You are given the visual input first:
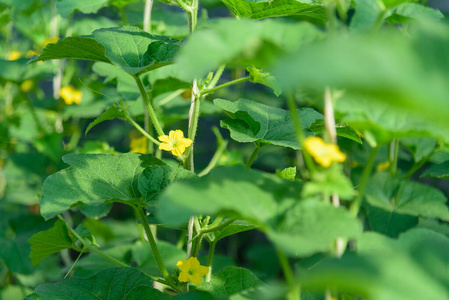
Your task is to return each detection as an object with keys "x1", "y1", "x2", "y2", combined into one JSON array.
[{"x1": 1, "y1": 0, "x2": 448, "y2": 299}]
